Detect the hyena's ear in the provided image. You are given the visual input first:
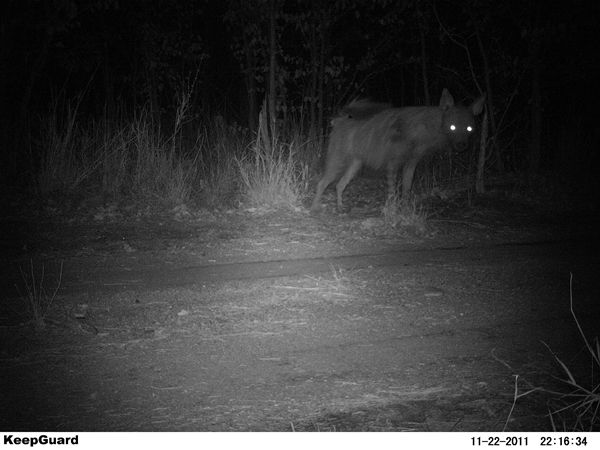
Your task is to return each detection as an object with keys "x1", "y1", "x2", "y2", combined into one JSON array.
[
  {"x1": 471, "y1": 92, "x2": 487, "y2": 116},
  {"x1": 439, "y1": 88, "x2": 455, "y2": 111}
]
